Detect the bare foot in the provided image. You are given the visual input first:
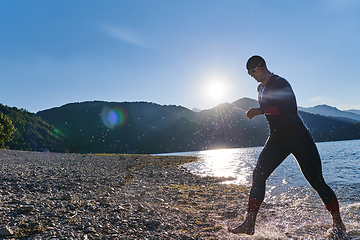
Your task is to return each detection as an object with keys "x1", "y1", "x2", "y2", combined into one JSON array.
[
  {"x1": 228, "y1": 222, "x2": 255, "y2": 235},
  {"x1": 335, "y1": 222, "x2": 346, "y2": 232},
  {"x1": 326, "y1": 226, "x2": 350, "y2": 240},
  {"x1": 331, "y1": 210, "x2": 346, "y2": 230}
]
